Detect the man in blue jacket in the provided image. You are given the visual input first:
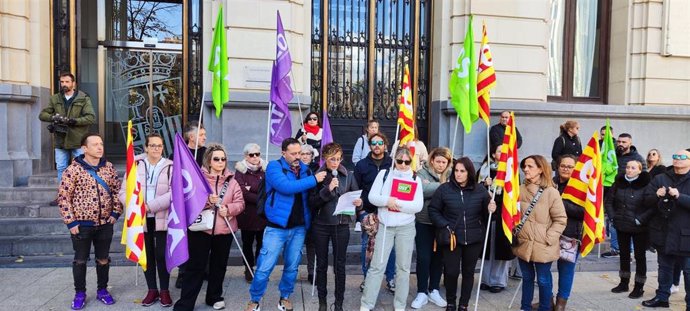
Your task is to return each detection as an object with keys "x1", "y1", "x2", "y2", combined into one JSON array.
[{"x1": 245, "y1": 138, "x2": 326, "y2": 311}]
